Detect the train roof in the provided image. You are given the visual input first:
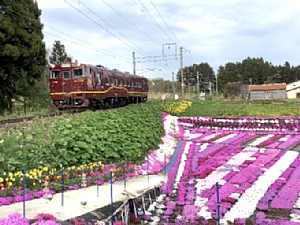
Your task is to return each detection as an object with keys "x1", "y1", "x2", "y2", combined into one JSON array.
[{"x1": 49, "y1": 62, "x2": 147, "y2": 79}]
